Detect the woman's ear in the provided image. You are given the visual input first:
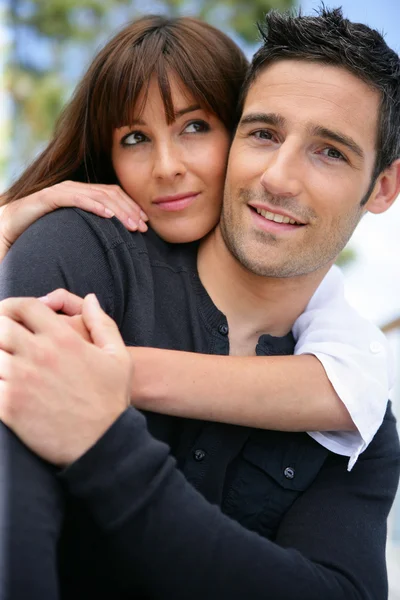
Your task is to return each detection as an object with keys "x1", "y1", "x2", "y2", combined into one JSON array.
[{"x1": 366, "y1": 158, "x2": 400, "y2": 214}]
